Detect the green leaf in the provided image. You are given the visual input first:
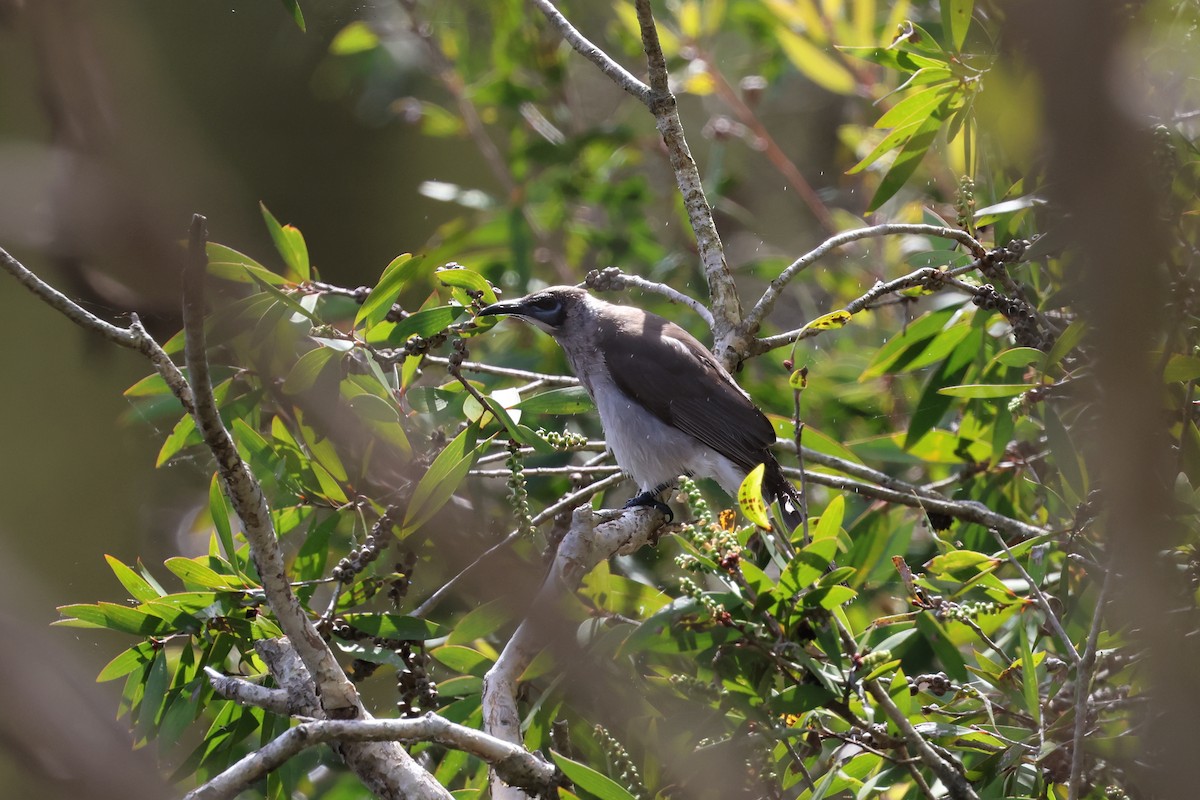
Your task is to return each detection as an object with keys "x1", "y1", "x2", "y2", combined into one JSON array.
[
  {"x1": 812, "y1": 495, "x2": 845, "y2": 540},
  {"x1": 206, "y1": 243, "x2": 291, "y2": 286},
  {"x1": 356, "y1": 253, "x2": 418, "y2": 329},
  {"x1": 860, "y1": 307, "x2": 957, "y2": 380},
  {"x1": 435, "y1": 267, "x2": 498, "y2": 305},
  {"x1": 340, "y1": 614, "x2": 440, "y2": 641},
  {"x1": 157, "y1": 412, "x2": 199, "y2": 467},
  {"x1": 874, "y1": 84, "x2": 954, "y2": 131},
  {"x1": 737, "y1": 463, "x2": 772, "y2": 529},
  {"x1": 106, "y1": 554, "x2": 162, "y2": 602},
  {"x1": 990, "y1": 347, "x2": 1045, "y2": 368},
  {"x1": 367, "y1": 305, "x2": 465, "y2": 346},
  {"x1": 97, "y1": 642, "x2": 156, "y2": 682},
  {"x1": 836, "y1": 46, "x2": 945, "y2": 73},
  {"x1": 1045, "y1": 320, "x2": 1085, "y2": 368},
  {"x1": 942, "y1": 0, "x2": 974, "y2": 50},
  {"x1": 260, "y1": 202, "x2": 310, "y2": 282},
  {"x1": 1164, "y1": 354, "x2": 1200, "y2": 383},
  {"x1": 401, "y1": 424, "x2": 483, "y2": 535},
  {"x1": 430, "y1": 645, "x2": 495, "y2": 676},
  {"x1": 776, "y1": 28, "x2": 856, "y2": 95},
  {"x1": 937, "y1": 383, "x2": 1035, "y2": 398},
  {"x1": 514, "y1": 386, "x2": 593, "y2": 414},
  {"x1": 330, "y1": 20, "x2": 380, "y2": 55},
  {"x1": 279, "y1": 0, "x2": 305, "y2": 31},
  {"x1": 164, "y1": 557, "x2": 244, "y2": 590},
  {"x1": 283, "y1": 347, "x2": 341, "y2": 394},
  {"x1": 868, "y1": 109, "x2": 946, "y2": 211},
  {"x1": 551, "y1": 752, "x2": 638, "y2": 800},
  {"x1": 1043, "y1": 406, "x2": 1085, "y2": 499},
  {"x1": 56, "y1": 603, "x2": 167, "y2": 636},
  {"x1": 808, "y1": 584, "x2": 857, "y2": 609},
  {"x1": 208, "y1": 474, "x2": 240, "y2": 573},
  {"x1": 905, "y1": 327, "x2": 982, "y2": 447},
  {"x1": 248, "y1": 270, "x2": 319, "y2": 323},
  {"x1": 135, "y1": 649, "x2": 170, "y2": 741}
]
